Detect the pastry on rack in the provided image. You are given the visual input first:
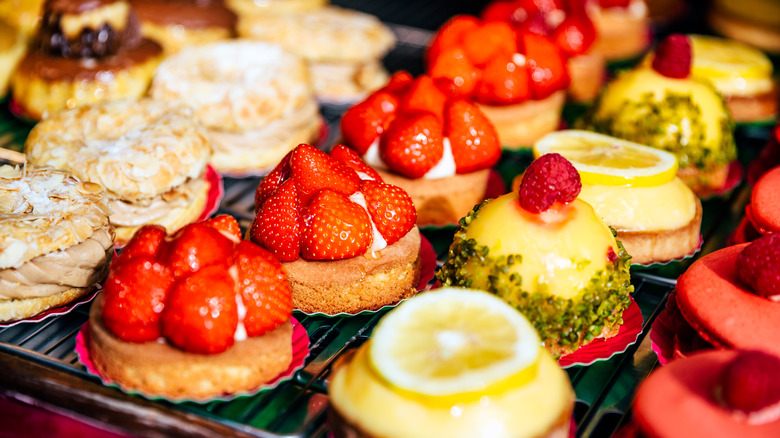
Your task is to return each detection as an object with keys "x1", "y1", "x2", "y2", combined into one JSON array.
[
  {"x1": 0, "y1": 165, "x2": 114, "y2": 323},
  {"x1": 238, "y1": 6, "x2": 394, "y2": 103},
  {"x1": 340, "y1": 72, "x2": 501, "y2": 225},
  {"x1": 709, "y1": 0, "x2": 780, "y2": 55},
  {"x1": 329, "y1": 287, "x2": 575, "y2": 438},
  {"x1": 11, "y1": 0, "x2": 163, "y2": 120},
  {"x1": 0, "y1": 18, "x2": 26, "y2": 96},
  {"x1": 25, "y1": 99, "x2": 213, "y2": 246},
  {"x1": 249, "y1": 143, "x2": 421, "y2": 314},
  {"x1": 150, "y1": 40, "x2": 321, "y2": 174},
  {"x1": 131, "y1": 0, "x2": 237, "y2": 55},
  {"x1": 88, "y1": 216, "x2": 293, "y2": 399},
  {"x1": 438, "y1": 153, "x2": 634, "y2": 357},
  {"x1": 588, "y1": 0, "x2": 650, "y2": 62}
]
